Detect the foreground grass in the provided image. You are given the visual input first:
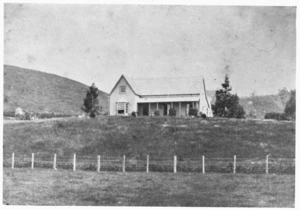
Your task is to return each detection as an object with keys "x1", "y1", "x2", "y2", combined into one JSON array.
[
  {"x1": 3, "y1": 168, "x2": 294, "y2": 207},
  {"x1": 3, "y1": 116, "x2": 295, "y2": 159}
]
